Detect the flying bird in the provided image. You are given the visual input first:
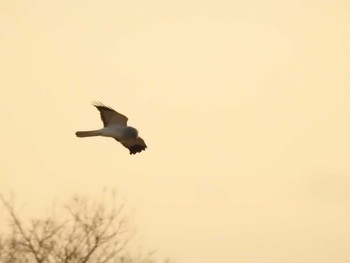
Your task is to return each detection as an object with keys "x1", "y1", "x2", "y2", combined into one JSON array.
[{"x1": 75, "y1": 102, "x2": 147, "y2": 155}]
